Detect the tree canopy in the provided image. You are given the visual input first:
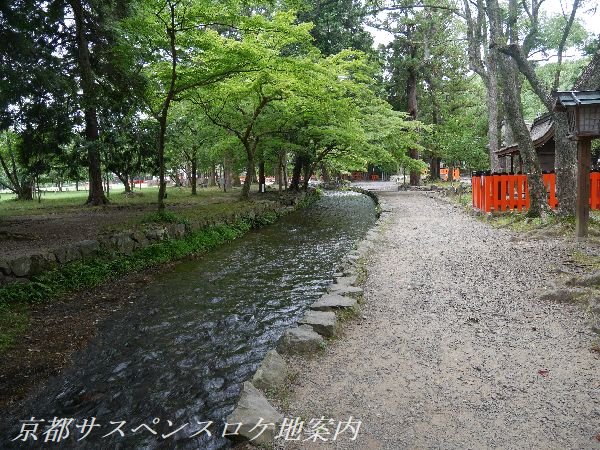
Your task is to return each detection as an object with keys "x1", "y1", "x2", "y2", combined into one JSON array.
[{"x1": 1, "y1": 0, "x2": 598, "y2": 209}]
